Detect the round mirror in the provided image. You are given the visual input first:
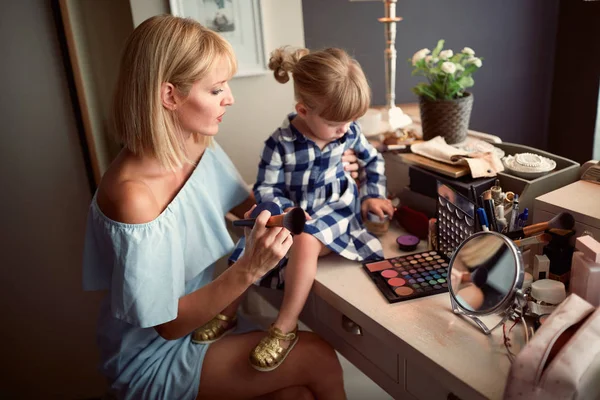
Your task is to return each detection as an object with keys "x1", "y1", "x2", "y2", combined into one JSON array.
[{"x1": 448, "y1": 231, "x2": 524, "y2": 333}]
